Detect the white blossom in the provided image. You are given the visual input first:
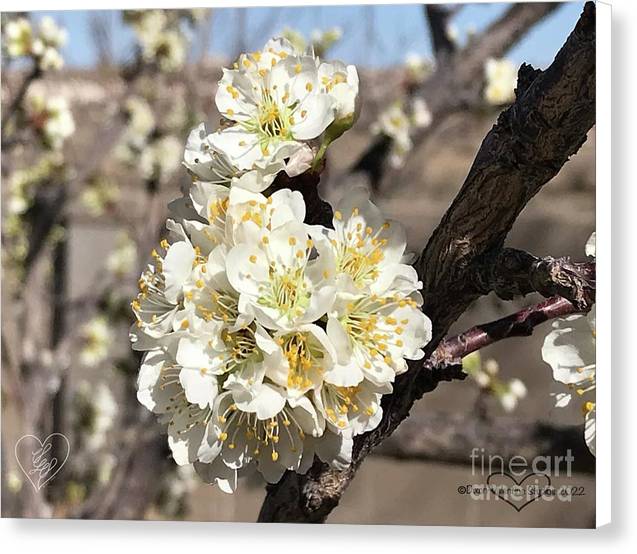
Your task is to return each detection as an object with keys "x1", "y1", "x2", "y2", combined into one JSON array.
[
  {"x1": 226, "y1": 220, "x2": 336, "y2": 331},
  {"x1": 412, "y1": 97, "x2": 432, "y2": 129},
  {"x1": 371, "y1": 101, "x2": 413, "y2": 168},
  {"x1": 4, "y1": 16, "x2": 66, "y2": 70},
  {"x1": 80, "y1": 176, "x2": 120, "y2": 217},
  {"x1": 314, "y1": 186, "x2": 420, "y2": 296},
  {"x1": 38, "y1": 16, "x2": 67, "y2": 48},
  {"x1": 404, "y1": 52, "x2": 434, "y2": 84},
  {"x1": 4, "y1": 18, "x2": 34, "y2": 57},
  {"x1": 500, "y1": 378, "x2": 528, "y2": 413},
  {"x1": 183, "y1": 123, "x2": 279, "y2": 192},
  {"x1": 318, "y1": 60, "x2": 359, "y2": 129},
  {"x1": 484, "y1": 57, "x2": 517, "y2": 106},
  {"x1": 140, "y1": 135, "x2": 182, "y2": 181},
  {"x1": 25, "y1": 94, "x2": 75, "y2": 150},
  {"x1": 131, "y1": 37, "x2": 429, "y2": 492},
  {"x1": 315, "y1": 379, "x2": 388, "y2": 435},
  {"x1": 125, "y1": 96, "x2": 155, "y2": 143},
  {"x1": 211, "y1": 40, "x2": 335, "y2": 173},
  {"x1": 542, "y1": 307, "x2": 596, "y2": 455},
  {"x1": 106, "y1": 232, "x2": 137, "y2": 278},
  {"x1": 80, "y1": 317, "x2": 113, "y2": 367},
  {"x1": 127, "y1": 10, "x2": 187, "y2": 72},
  {"x1": 80, "y1": 382, "x2": 118, "y2": 451},
  {"x1": 463, "y1": 352, "x2": 527, "y2": 413}
]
